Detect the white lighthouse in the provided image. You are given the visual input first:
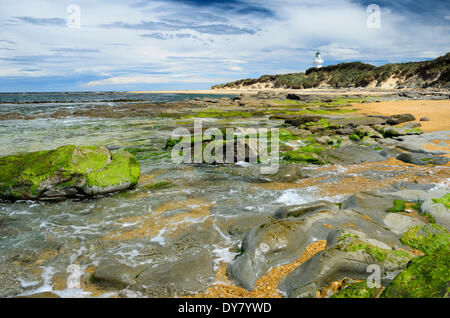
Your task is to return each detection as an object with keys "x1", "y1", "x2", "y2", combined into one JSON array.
[{"x1": 313, "y1": 51, "x2": 324, "y2": 69}]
